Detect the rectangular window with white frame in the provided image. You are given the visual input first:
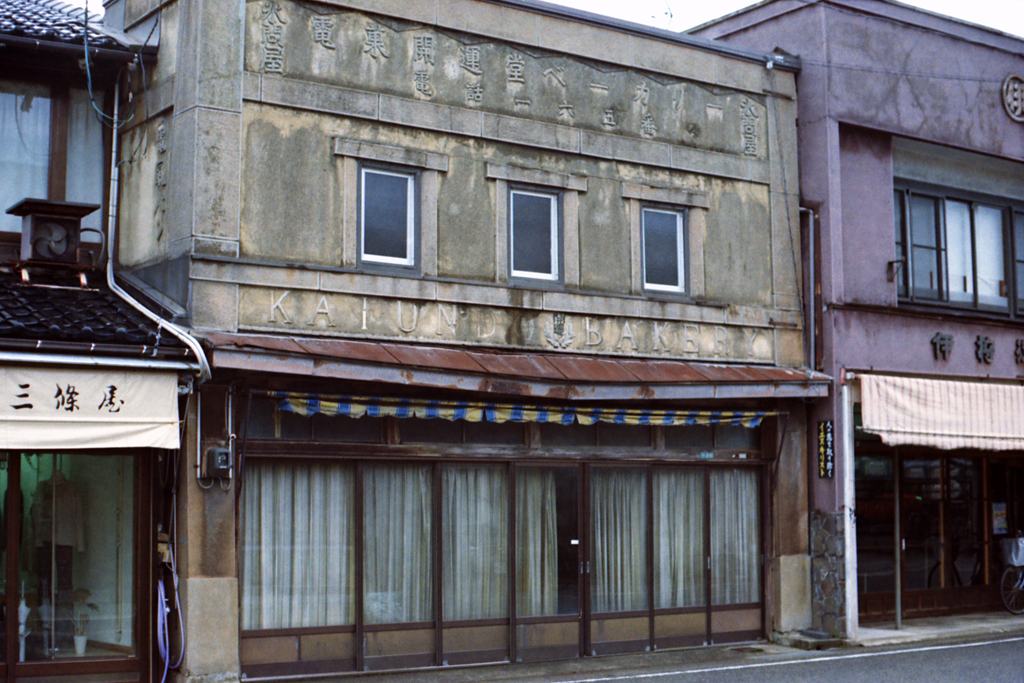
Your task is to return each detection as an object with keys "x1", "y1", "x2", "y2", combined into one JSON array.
[
  {"x1": 510, "y1": 187, "x2": 560, "y2": 282},
  {"x1": 360, "y1": 166, "x2": 417, "y2": 269},
  {"x1": 642, "y1": 206, "x2": 688, "y2": 293}
]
